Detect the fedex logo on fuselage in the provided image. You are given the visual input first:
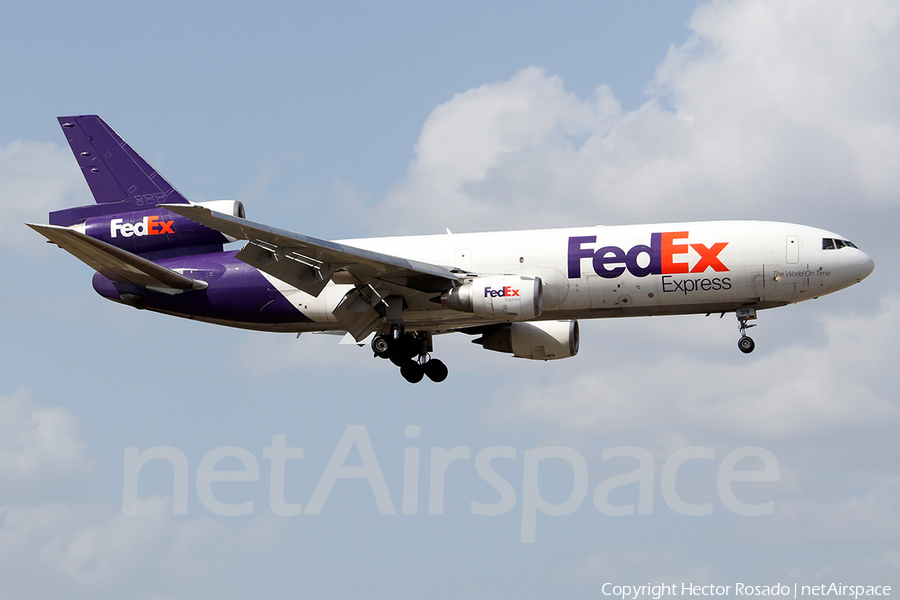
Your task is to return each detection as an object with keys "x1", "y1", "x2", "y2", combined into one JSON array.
[
  {"x1": 110, "y1": 216, "x2": 175, "y2": 238},
  {"x1": 567, "y1": 232, "x2": 728, "y2": 279},
  {"x1": 484, "y1": 286, "x2": 521, "y2": 298}
]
